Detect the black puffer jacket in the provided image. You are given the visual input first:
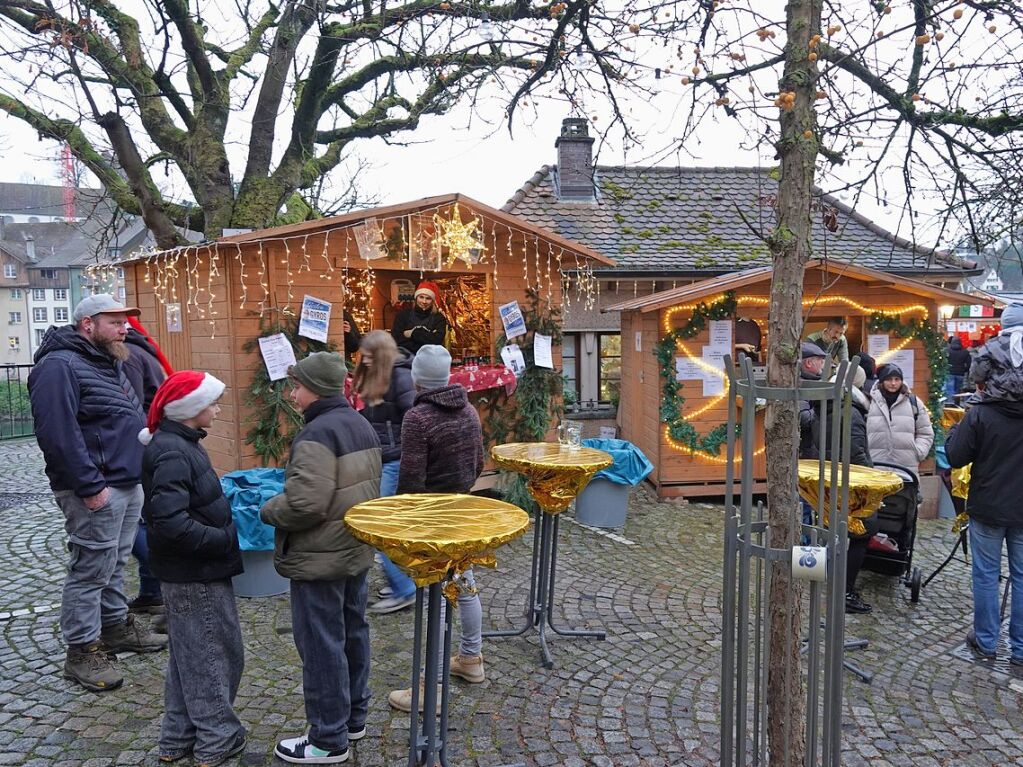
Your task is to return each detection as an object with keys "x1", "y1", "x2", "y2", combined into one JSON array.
[
  {"x1": 124, "y1": 329, "x2": 166, "y2": 411},
  {"x1": 800, "y1": 388, "x2": 873, "y2": 467},
  {"x1": 945, "y1": 399, "x2": 1023, "y2": 527},
  {"x1": 28, "y1": 325, "x2": 146, "y2": 497},
  {"x1": 359, "y1": 350, "x2": 415, "y2": 463},
  {"x1": 141, "y1": 420, "x2": 243, "y2": 583},
  {"x1": 948, "y1": 337, "x2": 972, "y2": 376},
  {"x1": 391, "y1": 307, "x2": 448, "y2": 355}
]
